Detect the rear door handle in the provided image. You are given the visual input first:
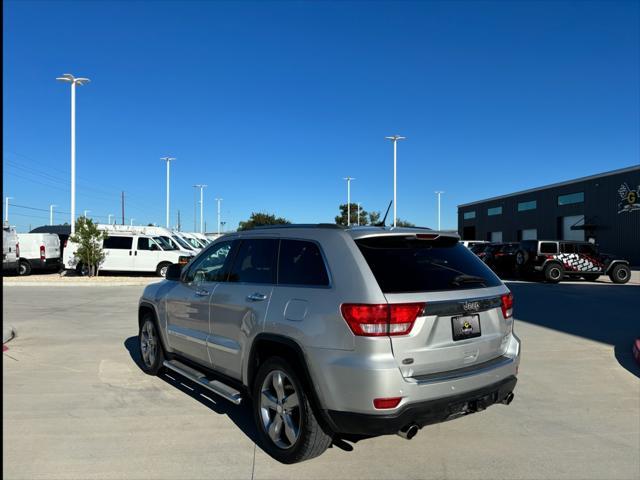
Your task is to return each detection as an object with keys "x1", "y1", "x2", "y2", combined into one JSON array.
[
  {"x1": 195, "y1": 289, "x2": 209, "y2": 297},
  {"x1": 246, "y1": 293, "x2": 267, "y2": 302}
]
